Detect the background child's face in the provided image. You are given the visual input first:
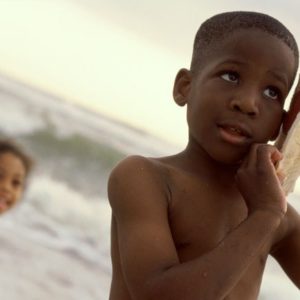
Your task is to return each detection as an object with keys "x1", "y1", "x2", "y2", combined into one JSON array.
[
  {"x1": 0, "y1": 152, "x2": 26, "y2": 213},
  {"x1": 183, "y1": 29, "x2": 296, "y2": 163}
]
